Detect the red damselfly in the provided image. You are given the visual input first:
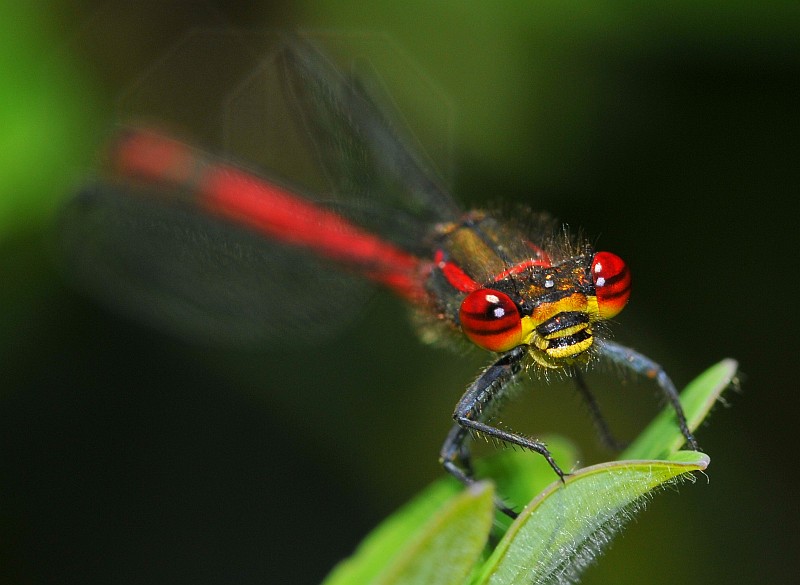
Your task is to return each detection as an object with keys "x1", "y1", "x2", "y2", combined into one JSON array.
[{"x1": 63, "y1": 37, "x2": 698, "y2": 517}]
